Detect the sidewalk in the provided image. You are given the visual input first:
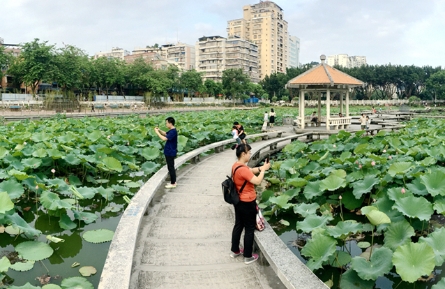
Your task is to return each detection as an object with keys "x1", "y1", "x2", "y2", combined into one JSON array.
[{"x1": 130, "y1": 138, "x2": 288, "y2": 289}]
